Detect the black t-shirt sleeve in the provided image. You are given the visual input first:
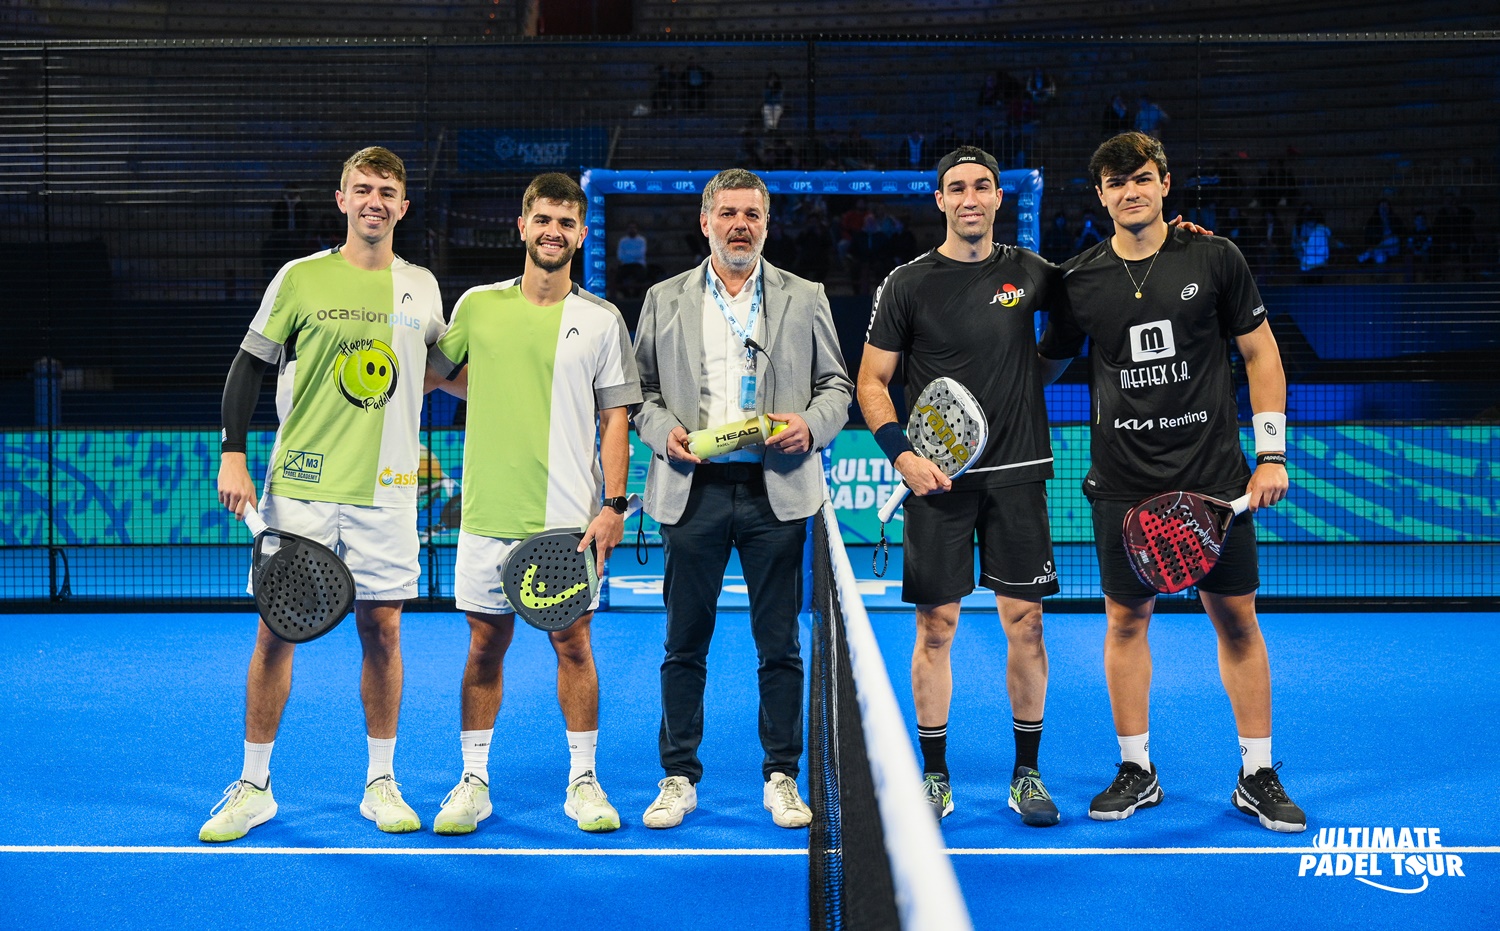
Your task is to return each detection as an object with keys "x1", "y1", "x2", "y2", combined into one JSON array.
[
  {"x1": 864, "y1": 266, "x2": 911, "y2": 352},
  {"x1": 1218, "y1": 237, "x2": 1267, "y2": 338},
  {"x1": 1038, "y1": 264, "x2": 1086, "y2": 359}
]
